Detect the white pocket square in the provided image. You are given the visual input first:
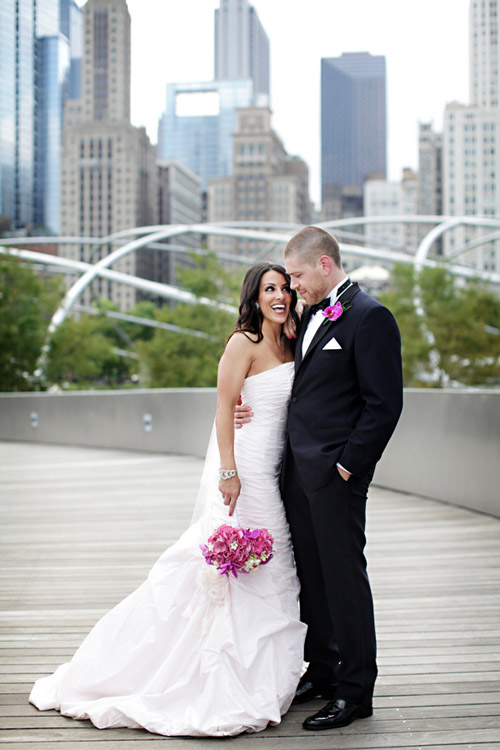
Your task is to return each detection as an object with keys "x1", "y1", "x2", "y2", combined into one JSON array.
[{"x1": 322, "y1": 337, "x2": 342, "y2": 350}]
